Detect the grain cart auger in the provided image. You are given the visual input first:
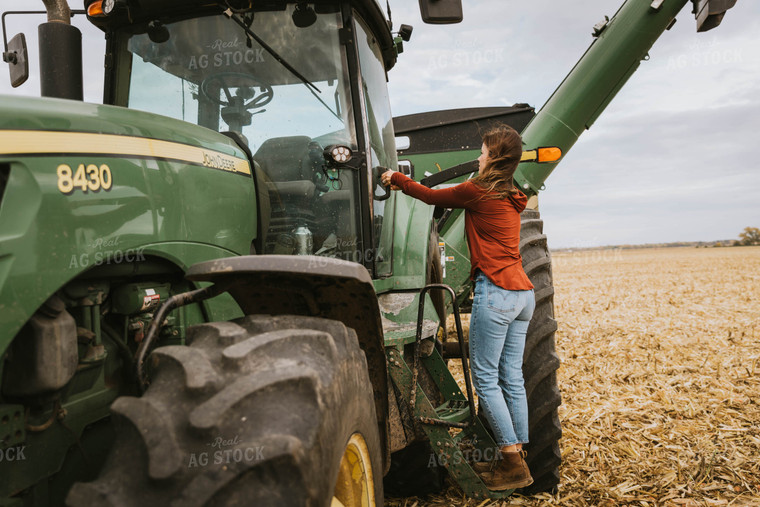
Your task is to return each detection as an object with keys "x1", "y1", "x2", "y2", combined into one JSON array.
[{"x1": 0, "y1": 0, "x2": 738, "y2": 505}]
